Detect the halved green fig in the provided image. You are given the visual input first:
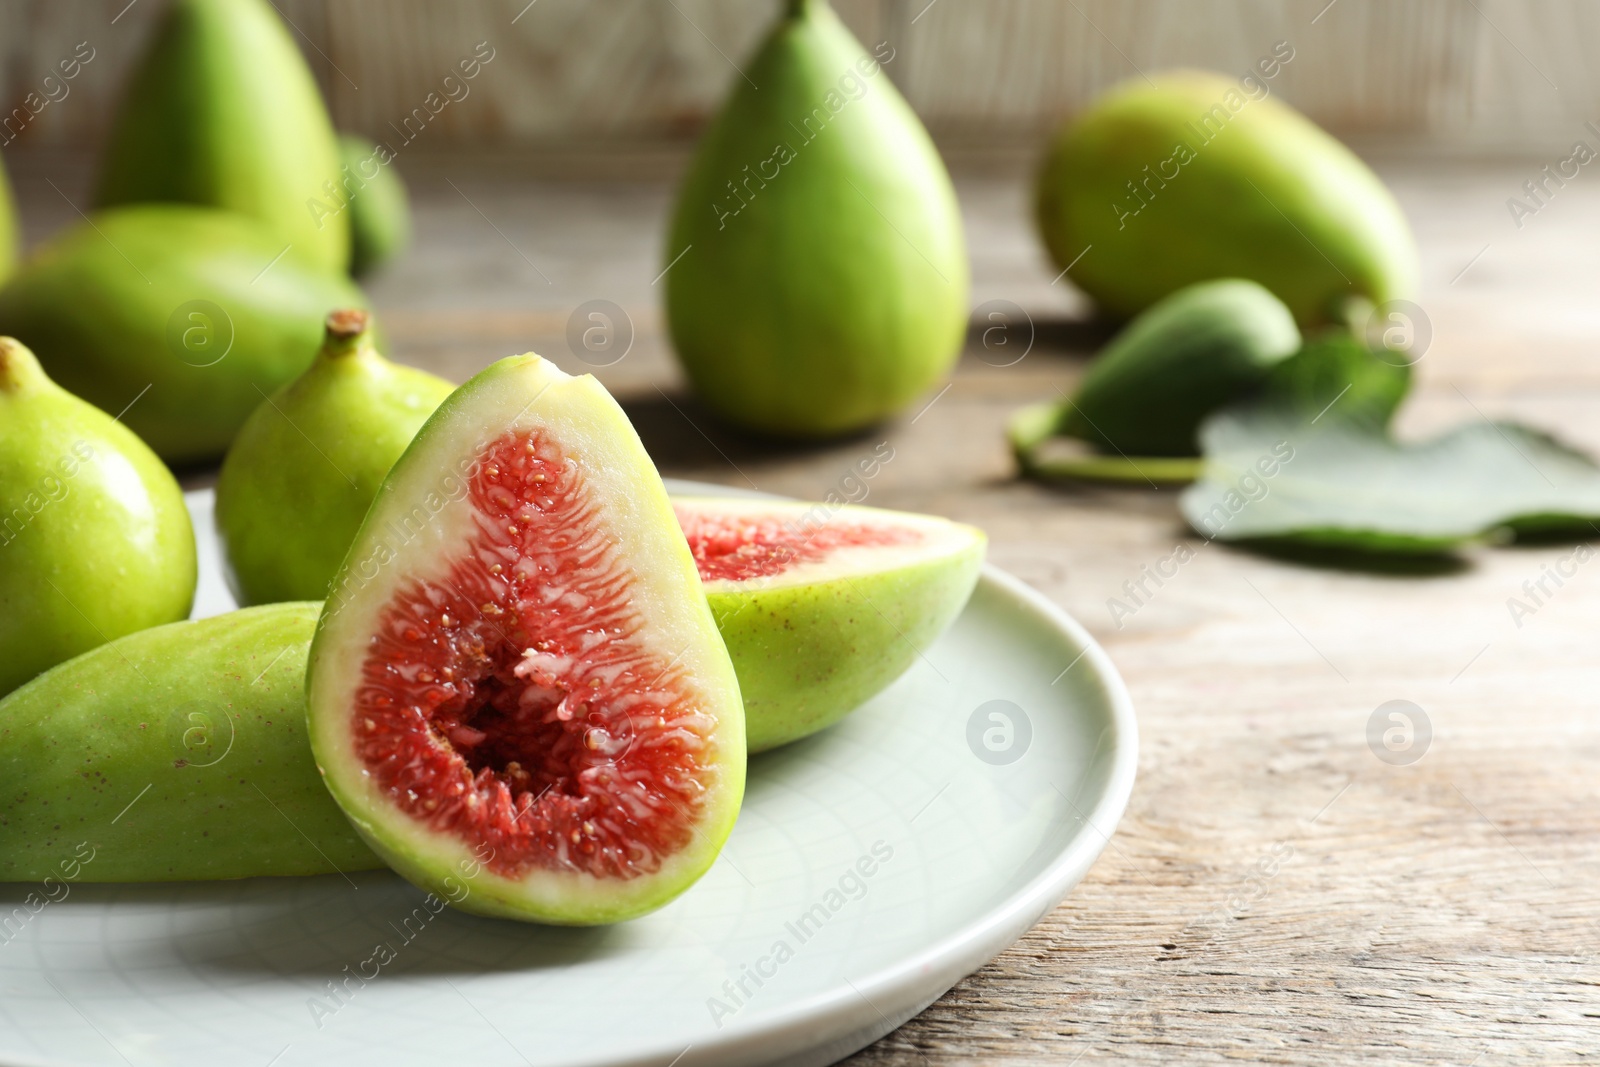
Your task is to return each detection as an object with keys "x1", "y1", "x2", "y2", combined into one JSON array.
[
  {"x1": 307, "y1": 355, "x2": 745, "y2": 925},
  {"x1": 0, "y1": 603, "x2": 382, "y2": 881},
  {"x1": 675, "y1": 497, "x2": 985, "y2": 752},
  {"x1": 216, "y1": 309, "x2": 453, "y2": 605}
]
